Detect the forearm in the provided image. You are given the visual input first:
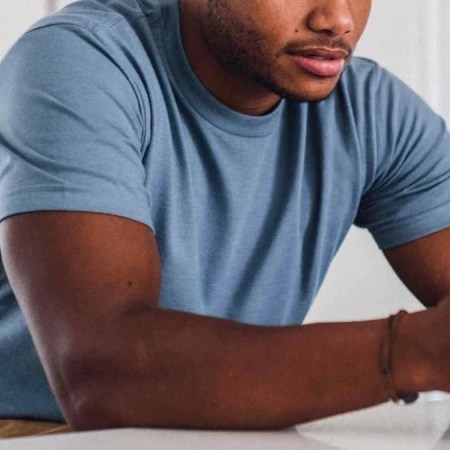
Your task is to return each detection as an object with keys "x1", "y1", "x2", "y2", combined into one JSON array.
[{"x1": 62, "y1": 307, "x2": 437, "y2": 431}]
